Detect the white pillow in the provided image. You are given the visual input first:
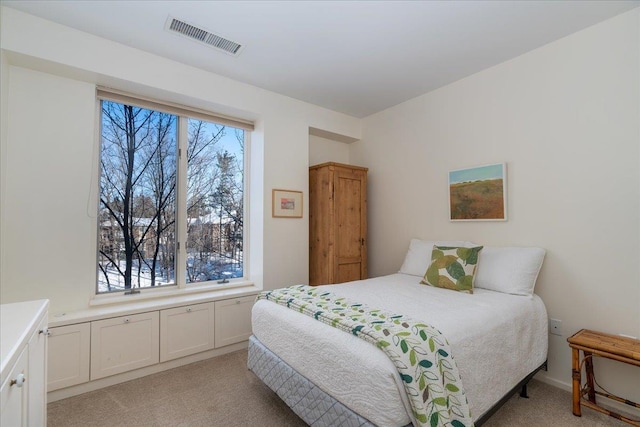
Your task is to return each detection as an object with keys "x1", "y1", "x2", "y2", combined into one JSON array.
[
  {"x1": 474, "y1": 246, "x2": 546, "y2": 296},
  {"x1": 399, "y1": 239, "x2": 475, "y2": 277}
]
